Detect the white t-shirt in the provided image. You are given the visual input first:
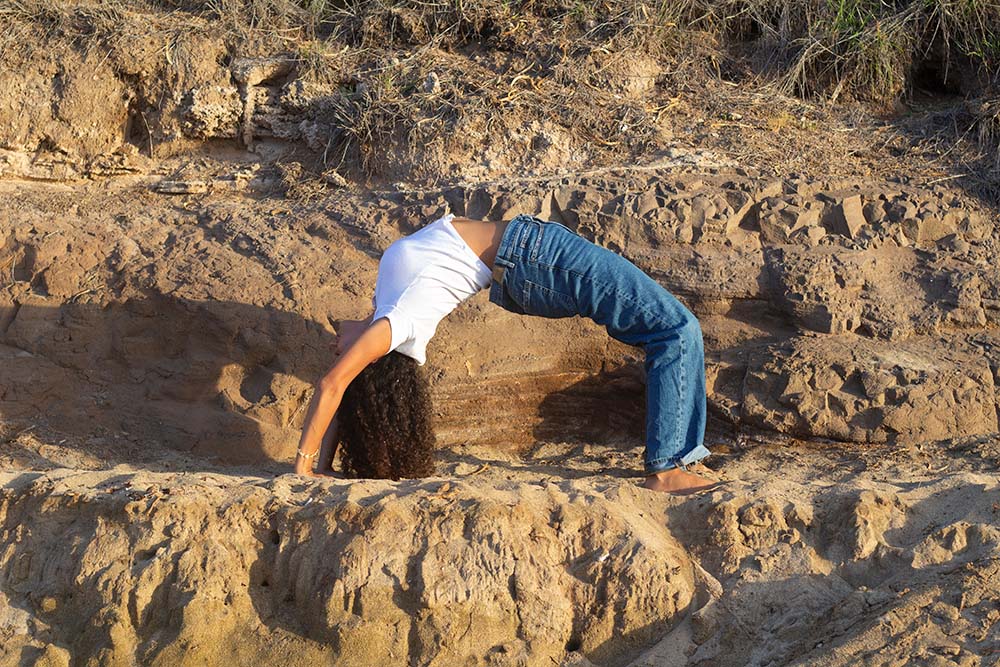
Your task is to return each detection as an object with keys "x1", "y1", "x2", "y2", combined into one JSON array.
[{"x1": 371, "y1": 213, "x2": 492, "y2": 365}]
